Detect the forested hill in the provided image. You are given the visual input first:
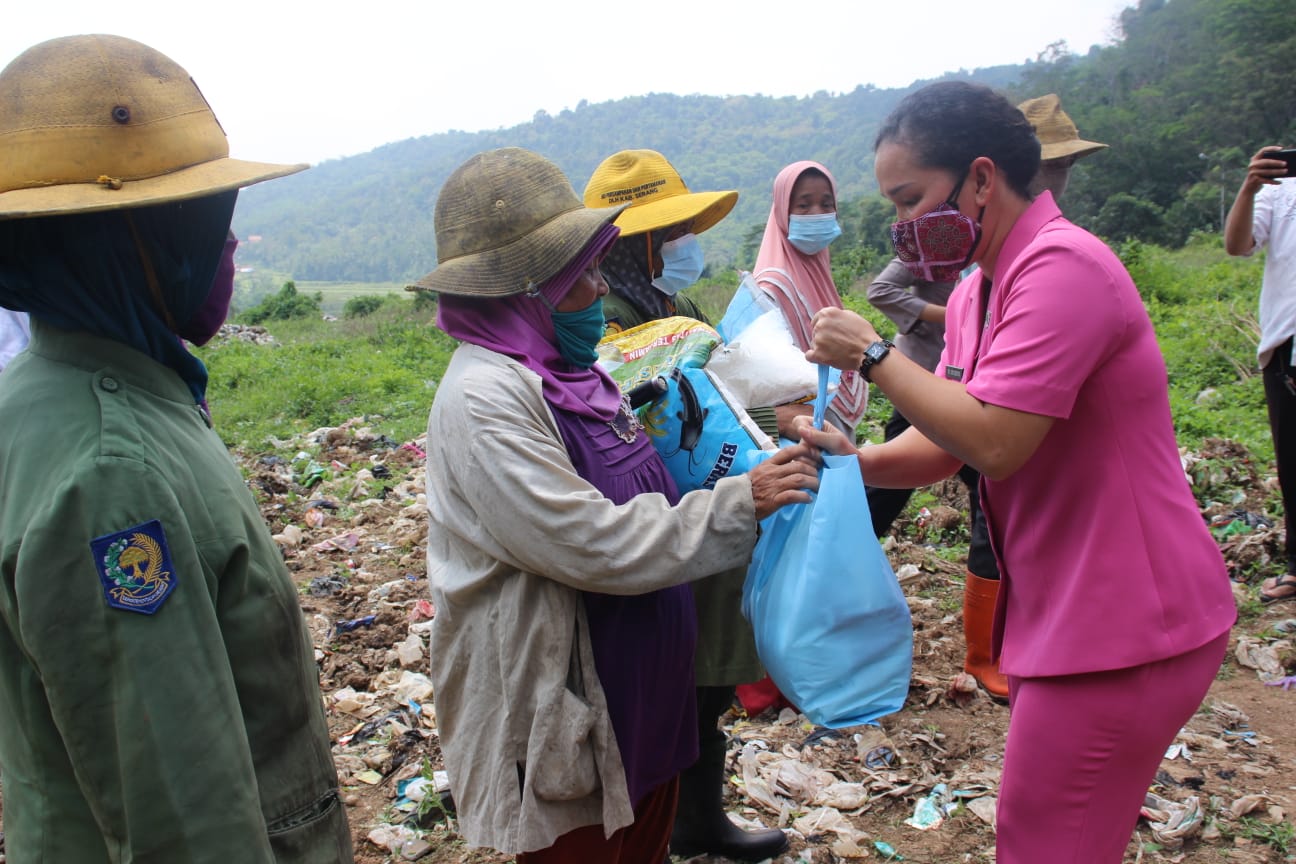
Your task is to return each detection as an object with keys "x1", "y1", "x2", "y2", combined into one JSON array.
[{"x1": 232, "y1": 0, "x2": 1295, "y2": 285}]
